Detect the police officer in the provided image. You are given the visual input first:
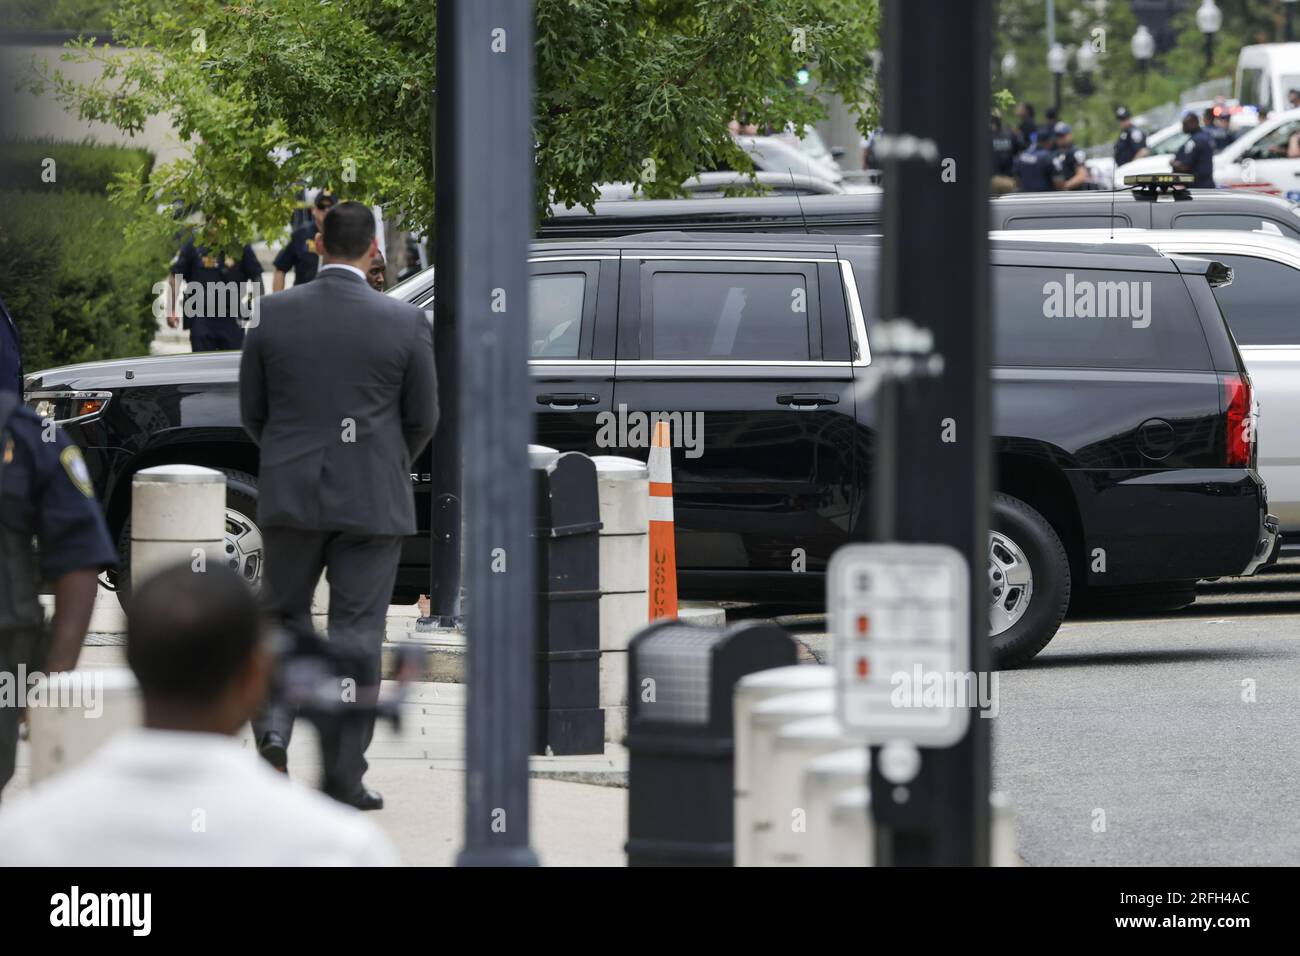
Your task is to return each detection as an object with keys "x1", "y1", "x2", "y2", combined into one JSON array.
[
  {"x1": 1013, "y1": 125, "x2": 1055, "y2": 192},
  {"x1": 0, "y1": 294, "x2": 21, "y2": 395},
  {"x1": 1051, "y1": 122, "x2": 1091, "y2": 190},
  {"x1": 1113, "y1": 106, "x2": 1148, "y2": 167},
  {"x1": 272, "y1": 191, "x2": 337, "y2": 291},
  {"x1": 1172, "y1": 110, "x2": 1216, "y2": 189},
  {"x1": 0, "y1": 393, "x2": 117, "y2": 800},
  {"x1": 991, "y1": 112, "x2": 1017, "y2": 178},
  {"x1": 167, "y1": 239, "x2": 264, "y2": 352}
]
